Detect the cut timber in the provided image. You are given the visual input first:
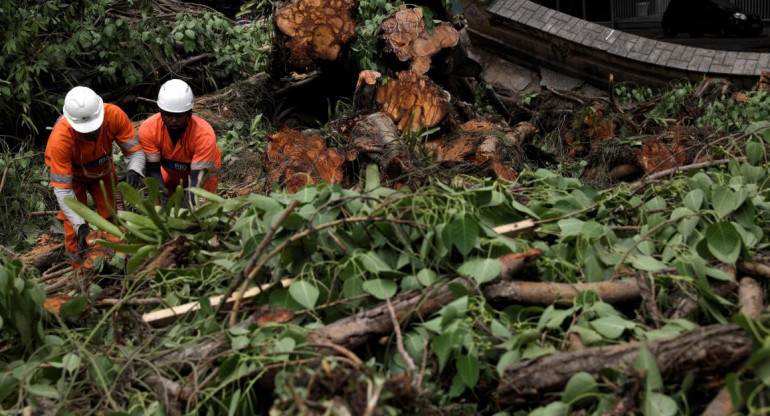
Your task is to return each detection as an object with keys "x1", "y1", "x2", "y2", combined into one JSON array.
[
  {"x1": 375, "y1": 70, "x2": 450, "y2": 132},
  {"x1": 308, "y1": 251, "x2": 538, "y2": 349},
  {"x1": 274, "y1": 0, "x2": 357, "y2": 70},
  {"x1": 380, "y1": 6, "x2": 459, "y2": 75},
  {"x1": 639, "y1": 138, "x2": 676, "y2": 174},
  {"x1": 263, "y1": 128, "x2": 345, "y2": 193},
  {"x1": 497, "y1": 324, "x2": 751, "y2": 408},
  {"x1": 142, "y1": 278, "x2": 294, "y2": 327},
  {"x1": 493, "y1": 219, "x2": 536, "y2": 238},
  {"x1": 136, "y1": 236, "x2": 188, "y2": 277},
  {"x1": 424, "y1": 118, "x2": 519, "y2": 181},
  {"x1": 484, "y1": 278, "x2": 641, "y2": 306},
  {"x1": 351, "y1": 112, "x2": 410, "y2": 180},
  {"x1": 19, "y1": 234, "x2": 63, "y2": 271}
]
